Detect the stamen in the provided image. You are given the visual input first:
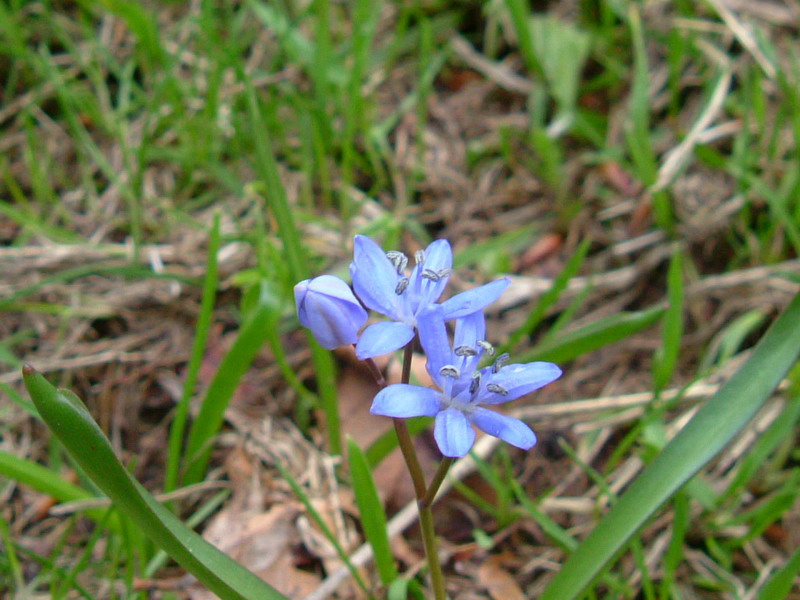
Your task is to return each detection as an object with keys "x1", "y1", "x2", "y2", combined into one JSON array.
[
  {"x1": 415, "y1": 249, "x2": 426, "y2": 265},
  {"x1": 395, "y1": 277, "x2": 410, "y2": 294},
  {"x1": 439, "y1": 365, "x2": 460, "y2": 378},
  {"x1": 487, "y1": 383, "x2": 508, "y2": 396},
  {"x1": 477, "y1": 340, "x2": 495, "y2": 357},
  {"x1": 454, "y1": 345, "x2": 477, "y2": 357},
  {"x1": 469, "y1": 372, "x2": 481, "y2": 395},
  {"x1": 386, "y1": 251, "x2": 408, "y2": 274},
  {"x1": 492, "y1": 353, "x2": 511, "y2": 373},
  {"x1": 420, "y1": 268, "x2": 452, "y2": 282}
]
